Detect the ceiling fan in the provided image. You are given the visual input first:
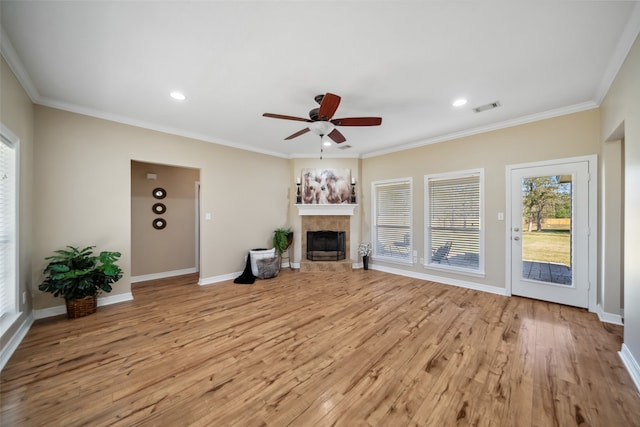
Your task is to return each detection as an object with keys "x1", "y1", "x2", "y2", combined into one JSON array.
[{"x1": 262, "y1": 92, "x2": 382, "y2": 144}]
